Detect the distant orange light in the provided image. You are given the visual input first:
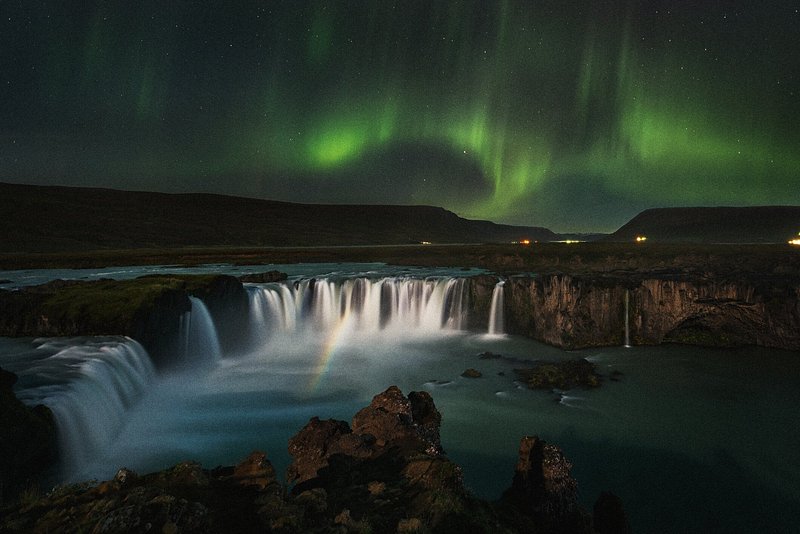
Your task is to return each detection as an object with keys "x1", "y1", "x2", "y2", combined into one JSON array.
[
  {"x1": 789, "y1": 239, "x2": 800, "y2": 246},
  {"x1": 635, "y1": 236, "x2": 647, "y2": 243},
  {"x1": 520, "y1": 239, "x2": 531, "y2": 245}
]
